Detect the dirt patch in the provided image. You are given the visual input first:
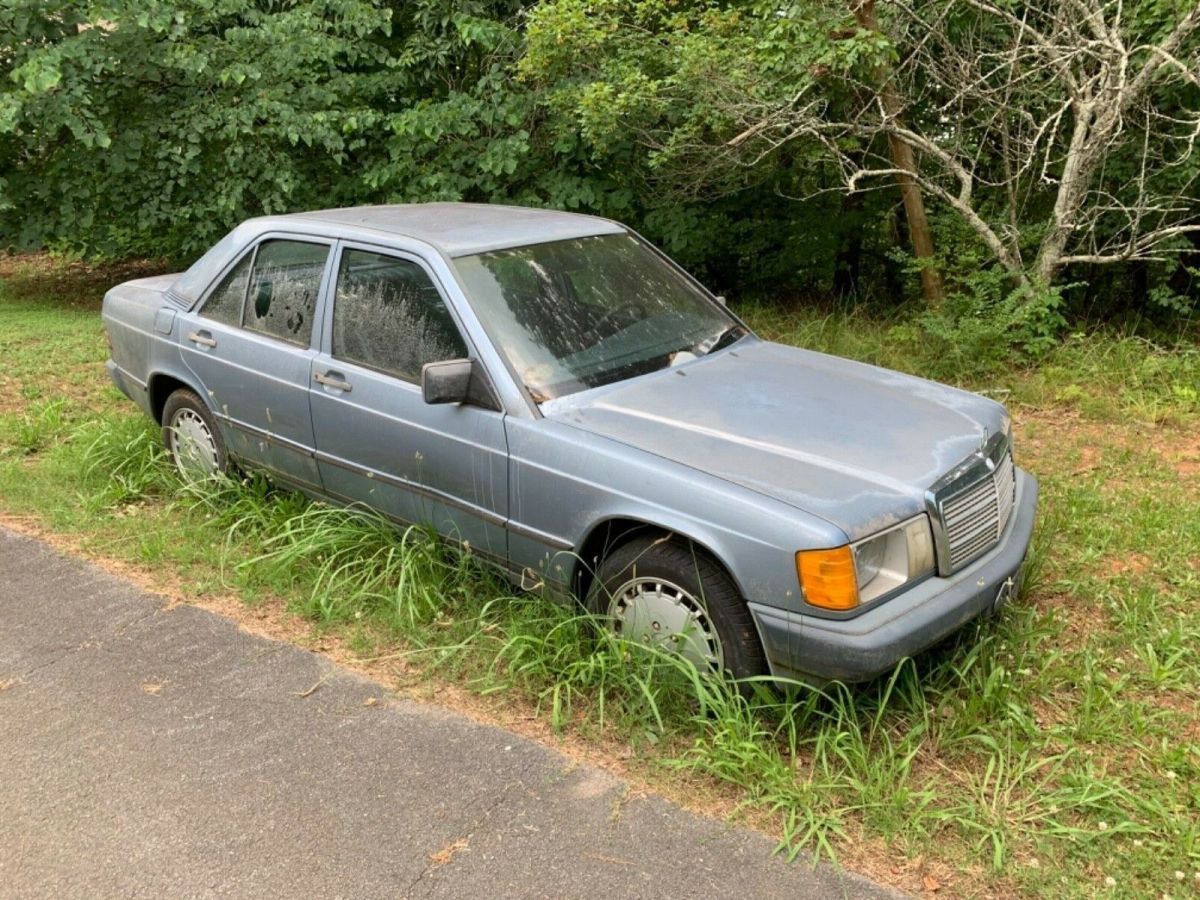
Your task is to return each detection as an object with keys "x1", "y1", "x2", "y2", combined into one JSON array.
[
  {"x1": 1153, "y1": 429, "x2": 1200, "y2": 482},
  {"x1": 1017, "y1": 403, "x2": 1200, "y2": 512},
  {"x1": 0, "y1": 252, "x2": 170, "y2": 310},
  {"x1": 1029, "y1": 590, "x2": 1115, "y2": 653},
  {"x1": 427, "y1": 837, "x2": 469, "y2": 870},
  {"x1": 1101, "y1": 553, "x2": 1152, "y2": 578},
  {"x1": 1145, "y1": 691, "x2": 1200, "y2": 744}
]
